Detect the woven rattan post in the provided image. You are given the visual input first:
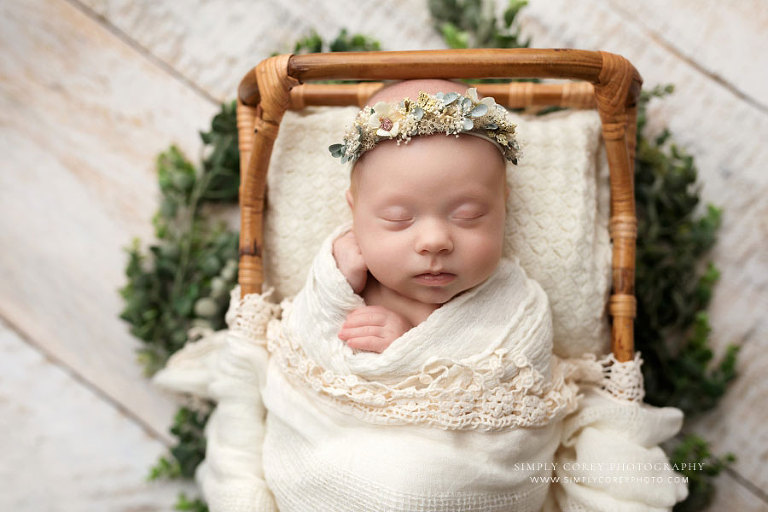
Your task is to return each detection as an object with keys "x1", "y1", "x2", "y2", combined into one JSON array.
[
  {"x1": 286, "y1": 82, "x2": 597, "y2": 110},
  {"x1": 236, "y1": 49, "x2": 641, "y2": 361}
]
